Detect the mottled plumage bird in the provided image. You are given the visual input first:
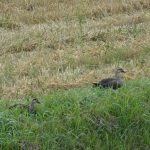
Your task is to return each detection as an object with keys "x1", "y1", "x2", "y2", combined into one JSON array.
[
  {"x1": 93, "y1": 68, "x2": 126, "y2": 89},
  {"x1": 9, "y1": 98, "x2": 40, "y2": 115}
]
